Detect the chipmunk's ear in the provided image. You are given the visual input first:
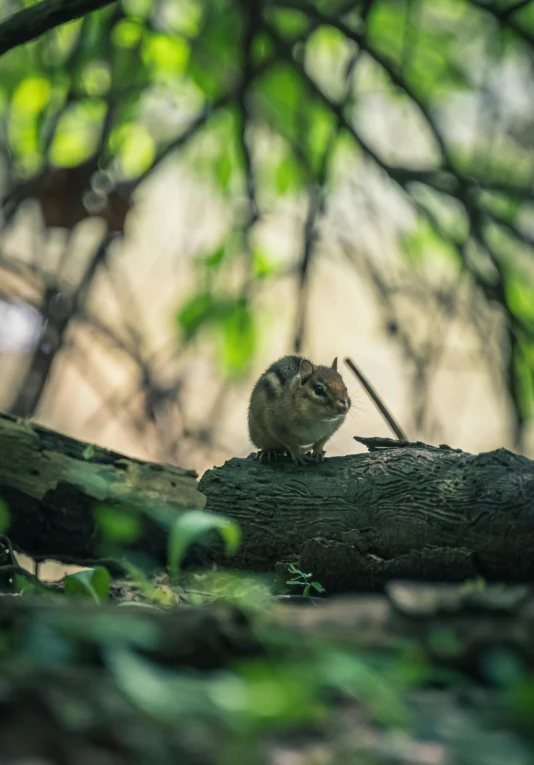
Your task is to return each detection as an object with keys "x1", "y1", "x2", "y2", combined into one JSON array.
[
  {"x1": 331, "y1": 357, "x2": 338, "y2": 371},
  {"x1": 299, "y1": 359, "x2": 314, "y2": 384}
]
